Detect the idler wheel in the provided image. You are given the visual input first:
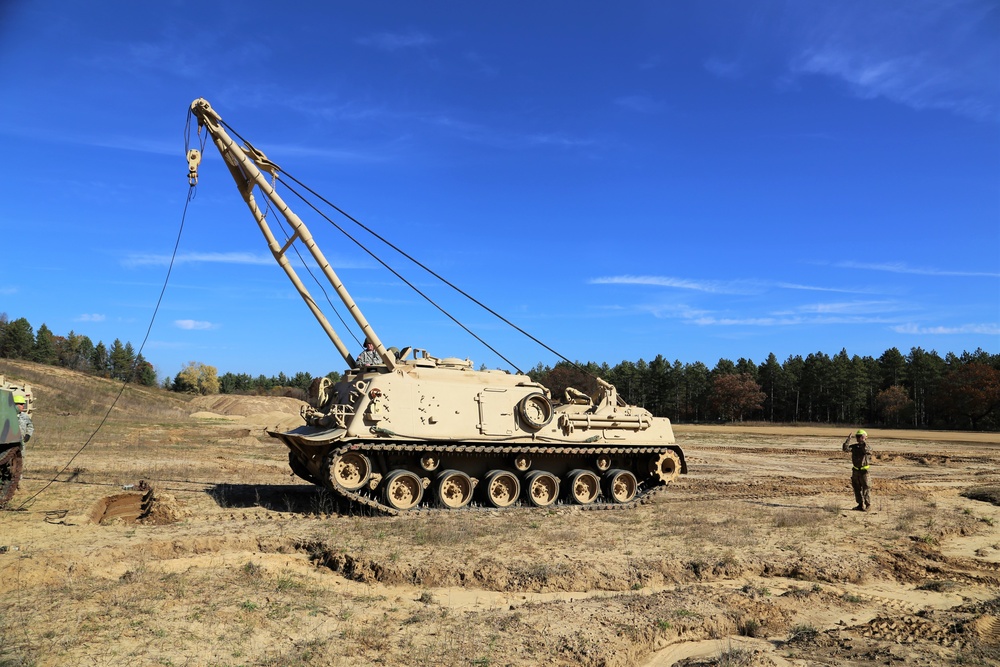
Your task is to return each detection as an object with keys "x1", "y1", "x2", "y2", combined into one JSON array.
[
  {"x1": 436, "y1": 469, "x2": 474, "y2": 509},
  {"x1": 603, "y1": 469, "x2": 638, "y2": 504},
  {"x1": 649, "y1": 450, "x2": 681, "y2": 484},
  {"x1": 483, "y1": 470, "x2": 520, "y2": 508},
  {"x1": 524, "y1": 470, "x2": 559, "y2": 507},
  {"x1": 383, "y1": 470, "x2": 423, "y2": 510},
  {"x1": 566, "y1": 469, "x2": 600, "y2": 505},
  {"x1": 327, "y1": 451, "x2": 371, "y2": 491}
]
